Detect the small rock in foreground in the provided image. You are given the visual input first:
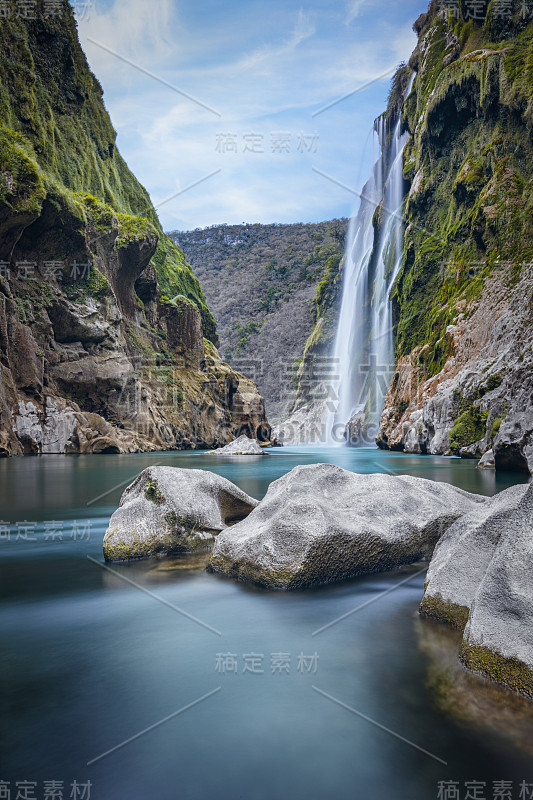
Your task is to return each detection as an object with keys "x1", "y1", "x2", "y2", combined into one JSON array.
[{"x1": 103, "y1": 466, "x2": 258, "y2": 561}]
